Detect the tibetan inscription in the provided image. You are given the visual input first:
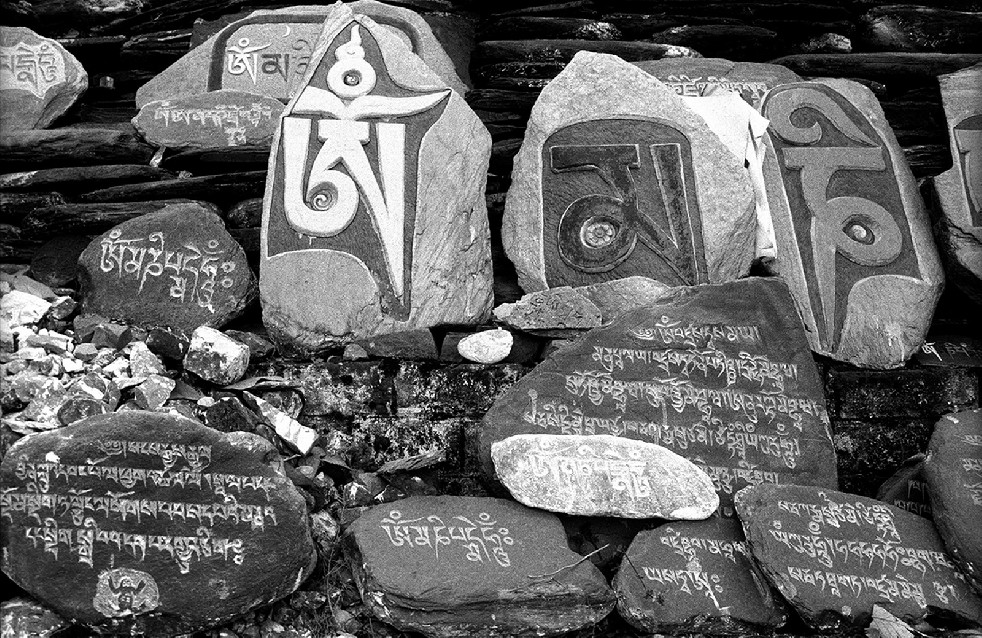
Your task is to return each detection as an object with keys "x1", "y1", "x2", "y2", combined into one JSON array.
[
  {"x1": 0, "y1": 411, "x2": 315, "y2": 635},
  {"x1": 736, "y1": 485, "x2": 982, "y2": 629},
  {"x1": 633, "y1": 58, "x2": 802, "y2": 108},
  {"x1": 480, "y1": 277, "x2": 838, "y2": 517}
]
